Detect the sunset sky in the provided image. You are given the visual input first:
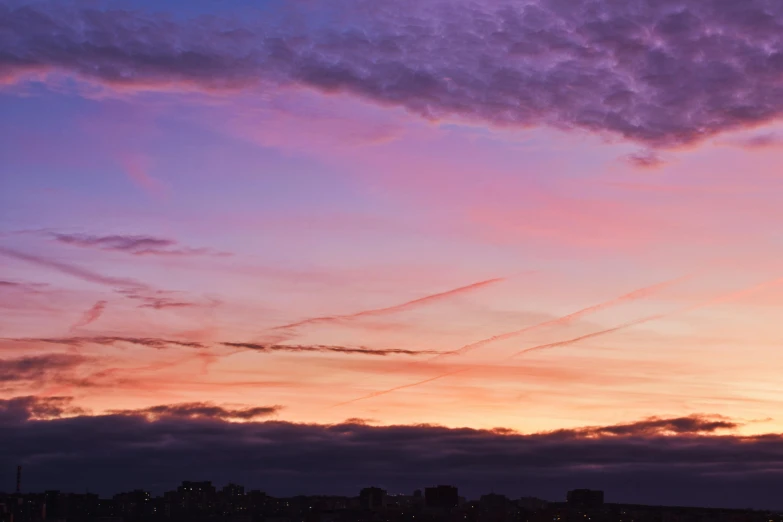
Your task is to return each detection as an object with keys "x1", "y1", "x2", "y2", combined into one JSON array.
[{"x1": 3, "y1": 0, "x2": 783, "y2": 507}]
